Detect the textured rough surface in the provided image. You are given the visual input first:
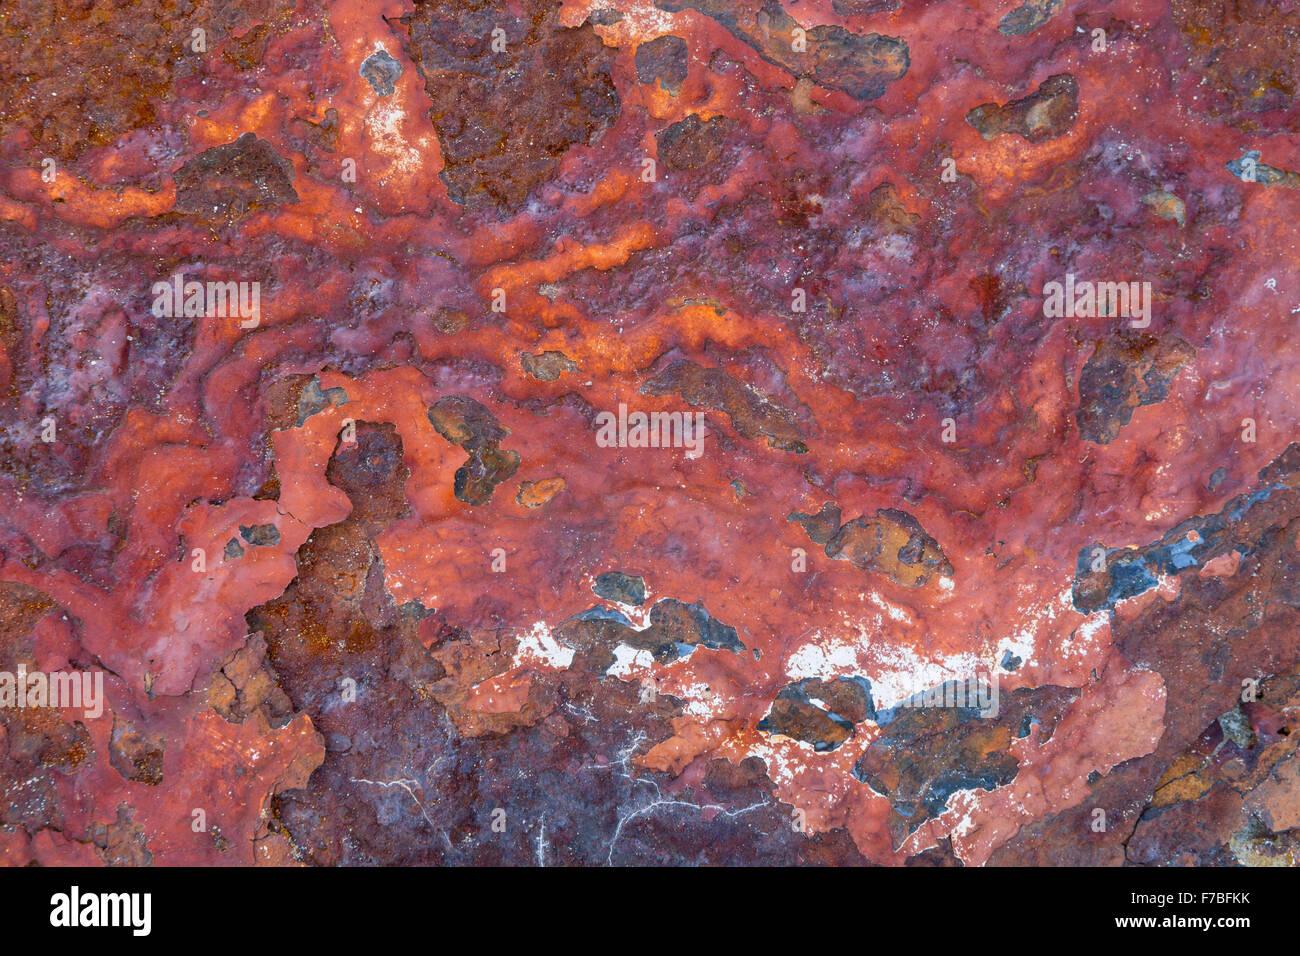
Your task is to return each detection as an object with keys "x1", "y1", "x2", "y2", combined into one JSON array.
[{"x1": 1, "y1": 0, "x2": 1299, "y2": 868}]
